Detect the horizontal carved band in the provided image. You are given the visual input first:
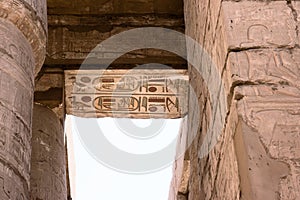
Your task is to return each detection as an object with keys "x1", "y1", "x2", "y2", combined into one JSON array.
[{"x1": 65, "y1": 69, "x2": 189, "y2": 119}]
